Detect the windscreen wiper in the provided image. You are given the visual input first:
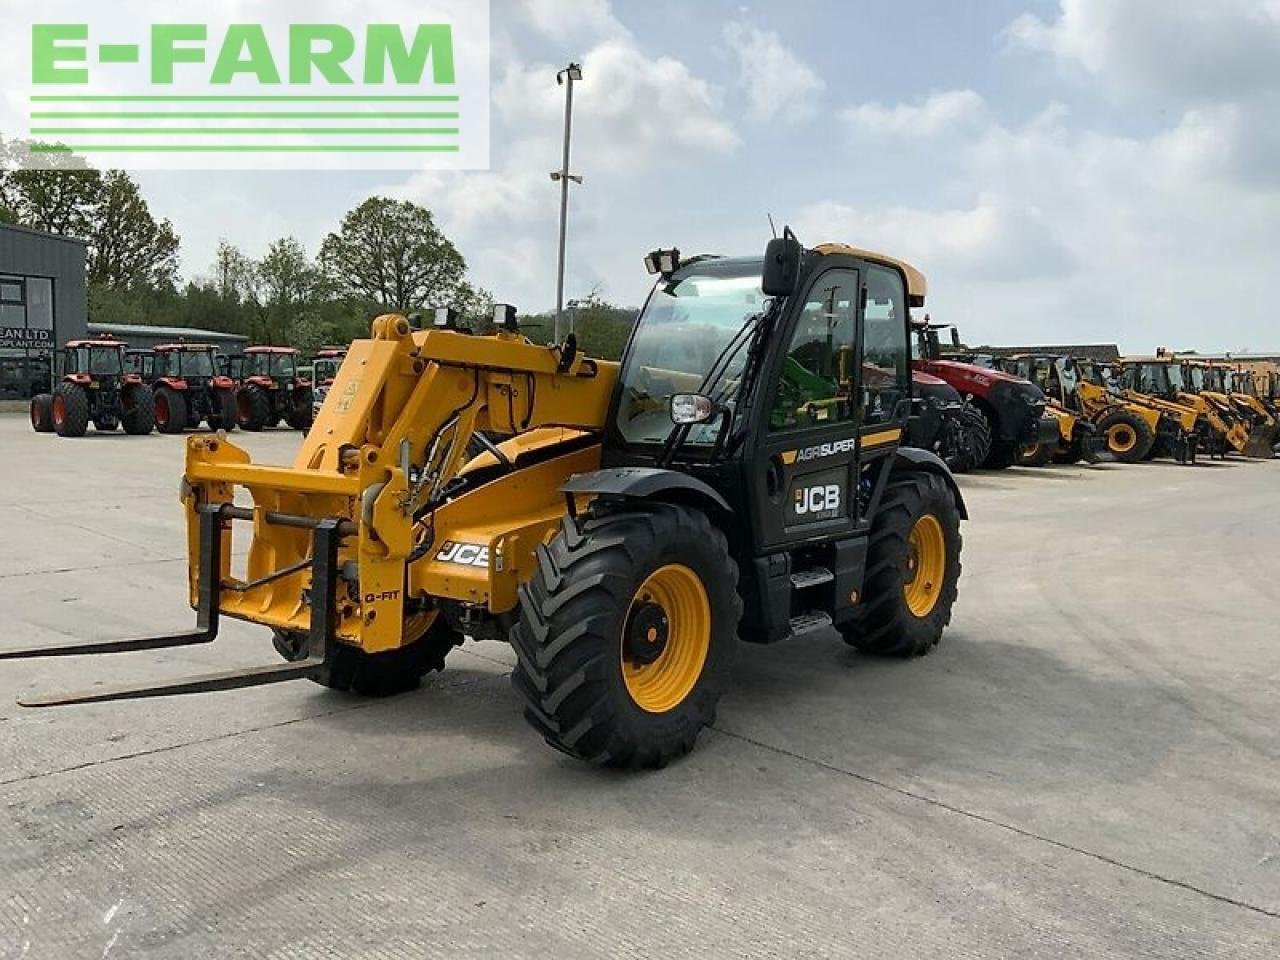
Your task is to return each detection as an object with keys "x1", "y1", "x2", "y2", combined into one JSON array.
[{"x1": 657, "y1": 304, "x2": 774, "y2": 467}]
